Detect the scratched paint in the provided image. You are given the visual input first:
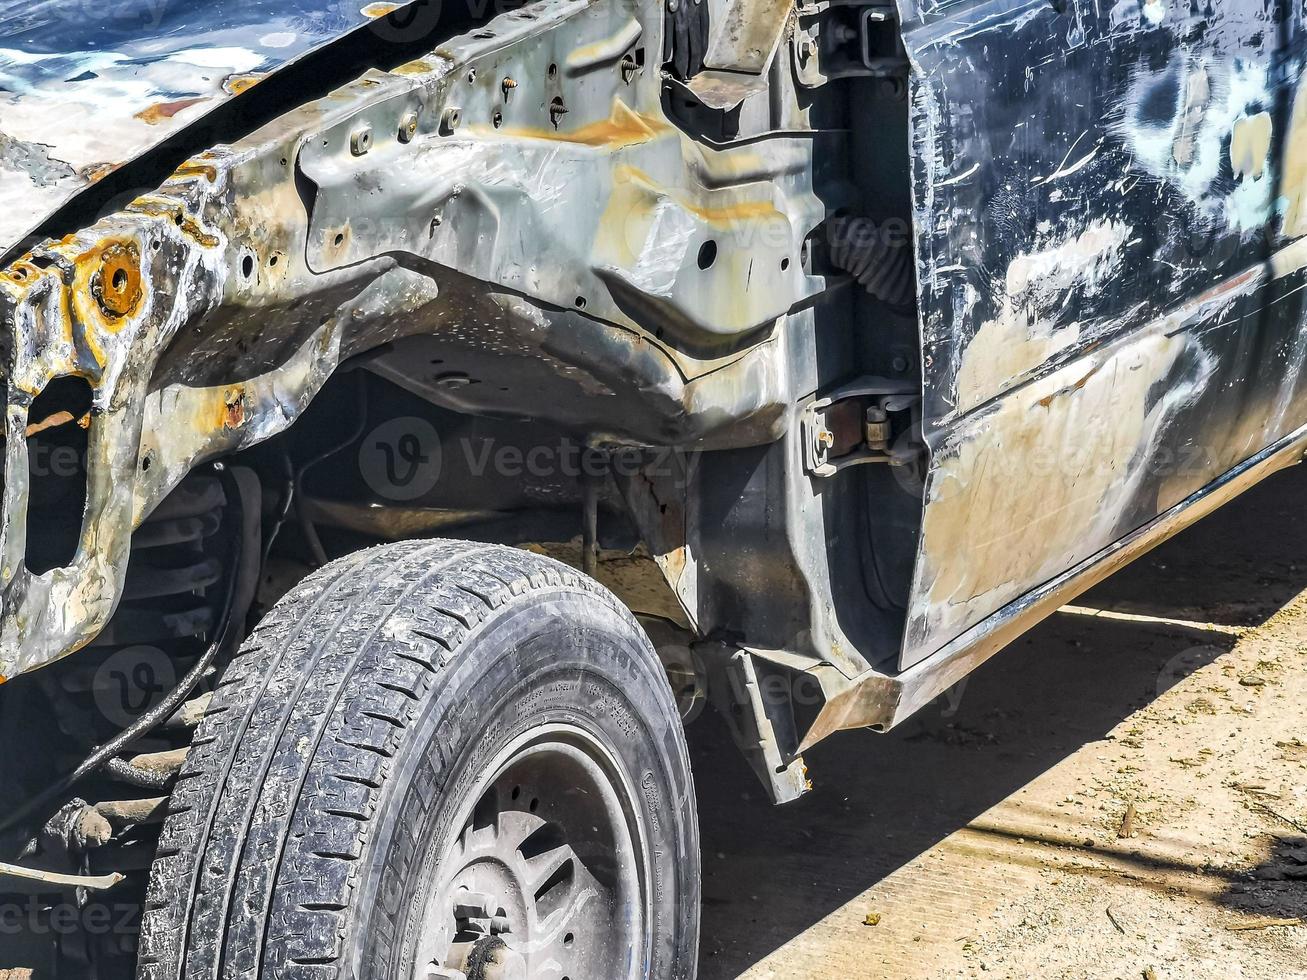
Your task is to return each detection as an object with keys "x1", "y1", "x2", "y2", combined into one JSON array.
[{"x1": 899, "y1": 0, "x2": 1307, "y2": 667}]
